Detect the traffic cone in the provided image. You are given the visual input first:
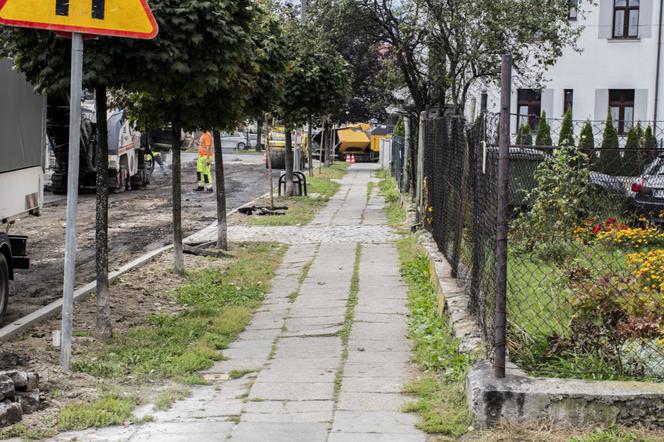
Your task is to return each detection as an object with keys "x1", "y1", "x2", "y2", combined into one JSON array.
[
  {"x1": 345, "y1": 155, "x2": 351, "y2": 163},
  {"x1": 351, "y1": 154, "x2": 356, "y2": 164}
]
